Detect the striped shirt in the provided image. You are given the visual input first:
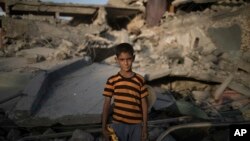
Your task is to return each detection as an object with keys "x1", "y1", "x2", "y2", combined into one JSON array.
[{"x1": 103, "y1": 72, "x2": 148, "y2": 124}]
